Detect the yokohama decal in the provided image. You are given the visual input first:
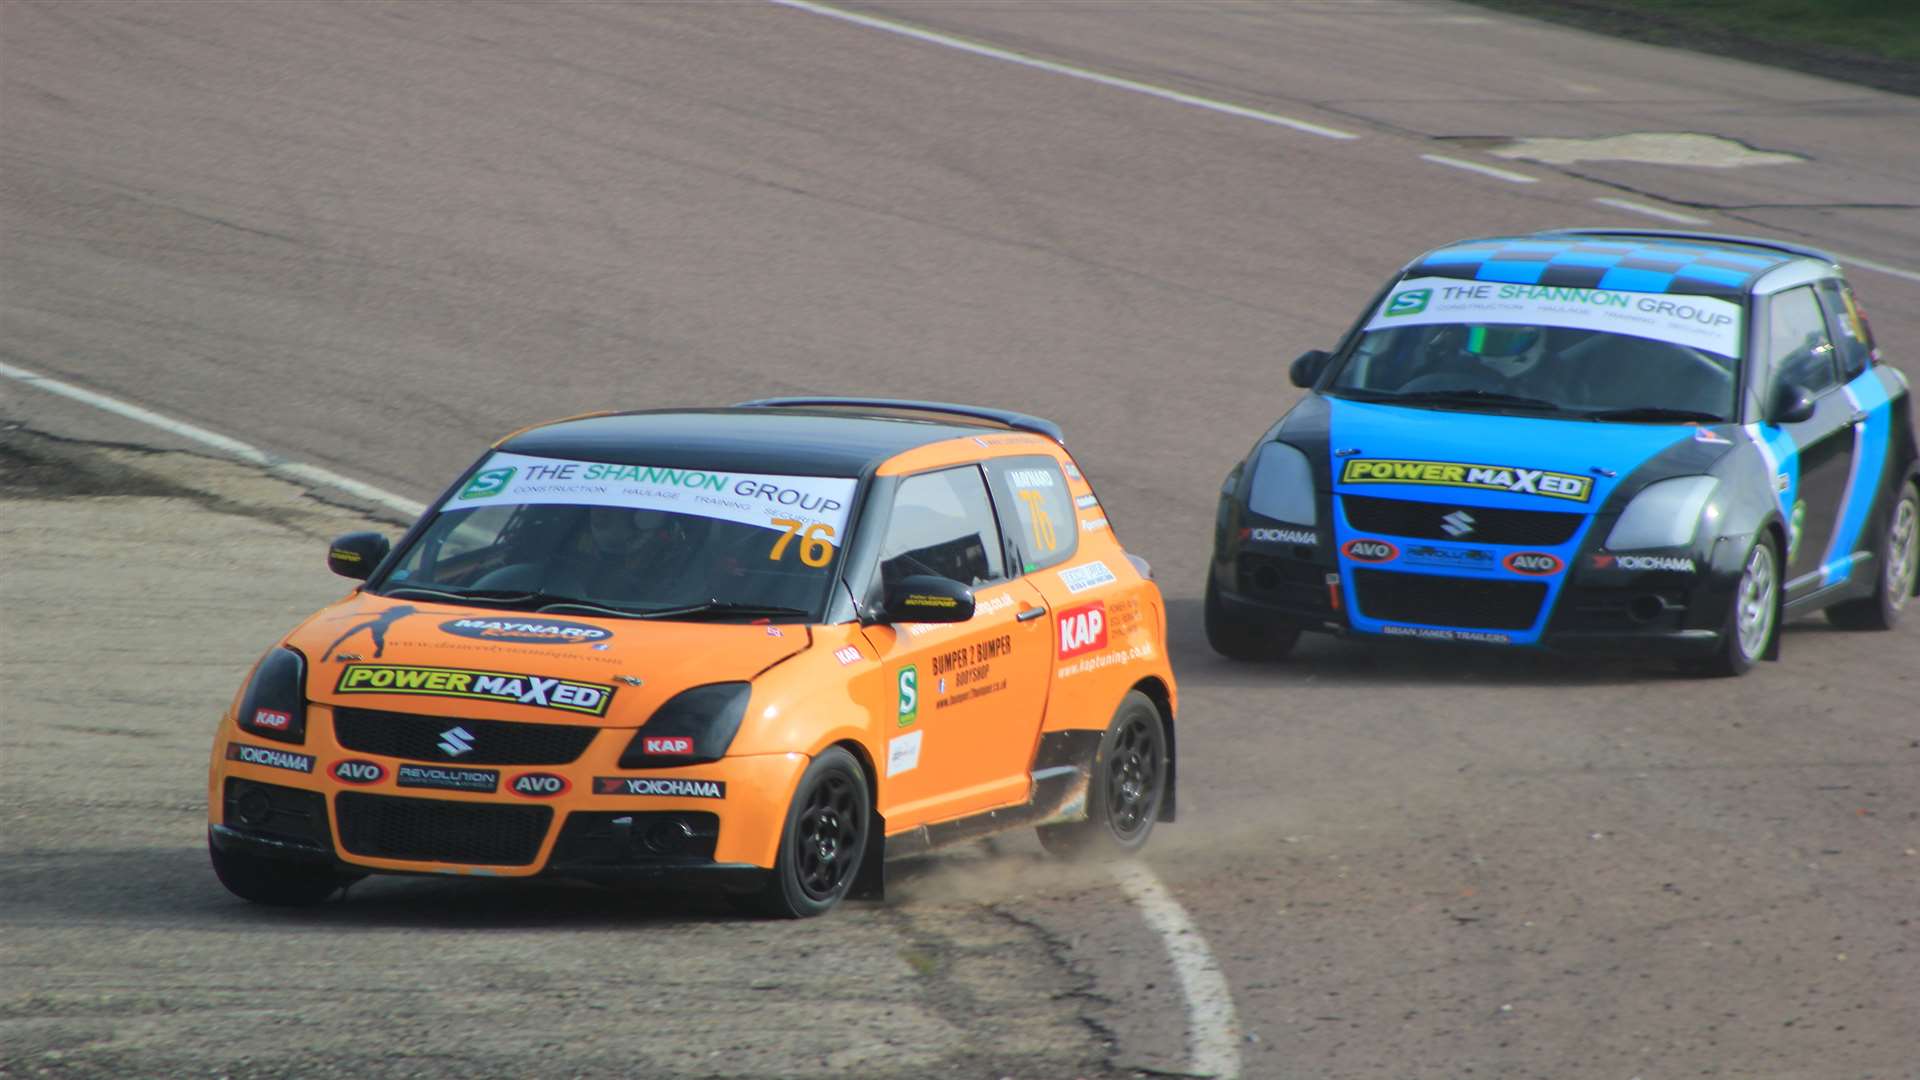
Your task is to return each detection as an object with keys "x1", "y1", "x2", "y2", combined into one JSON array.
[
  {"x1": 227, "y1": 743, "x2": 315, "y2": 774},
  {"x1": 594, "y1": 777, "x2": 726, "y2": 799}
]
